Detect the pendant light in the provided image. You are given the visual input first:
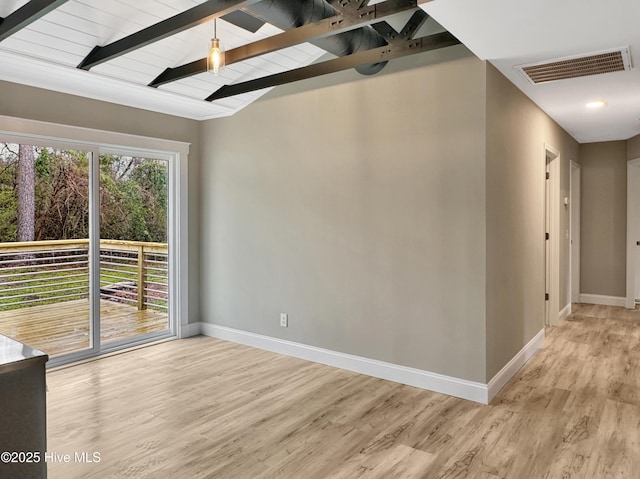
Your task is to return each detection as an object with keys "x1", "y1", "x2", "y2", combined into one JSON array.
[{"x1": 207, "y1": 19, "x2": 225, "y2": 75}]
